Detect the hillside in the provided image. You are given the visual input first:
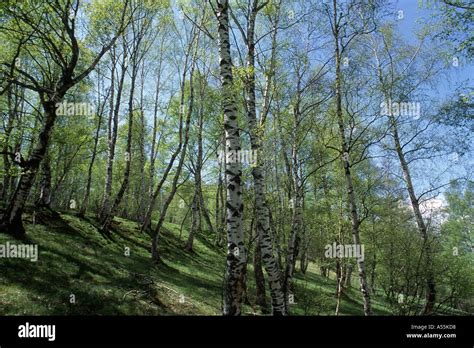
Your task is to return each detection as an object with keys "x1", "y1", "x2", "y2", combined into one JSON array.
[{"x1": 0, "y1": 211, "x2": 395, "y2": 316}]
